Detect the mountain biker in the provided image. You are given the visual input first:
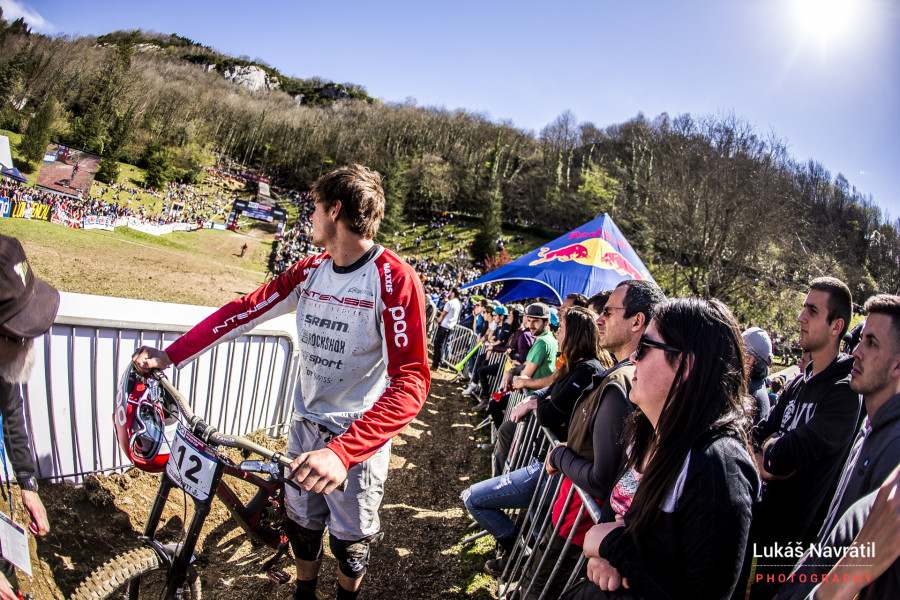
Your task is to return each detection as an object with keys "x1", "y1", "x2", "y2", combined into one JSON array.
[{"x1": 133, "y1": 164, "x2": 431, "y2": 600}]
